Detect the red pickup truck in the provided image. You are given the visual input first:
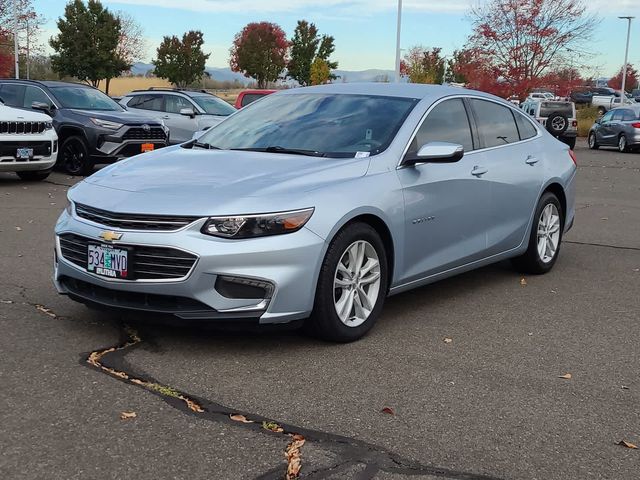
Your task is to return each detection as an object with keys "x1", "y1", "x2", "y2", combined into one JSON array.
[{"x1": 234, "y1": 89, "x2": 276, "y2": 109}]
